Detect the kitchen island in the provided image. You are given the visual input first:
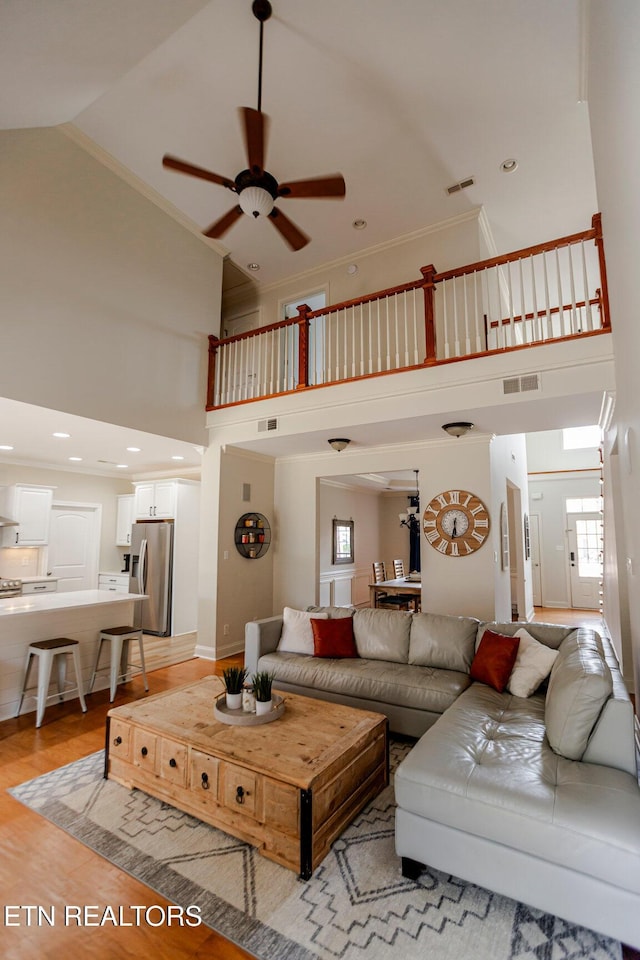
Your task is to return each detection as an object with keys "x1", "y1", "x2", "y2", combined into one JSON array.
[{"x1": 1, "y1": 590, "x2": 146, "y2": 723}]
